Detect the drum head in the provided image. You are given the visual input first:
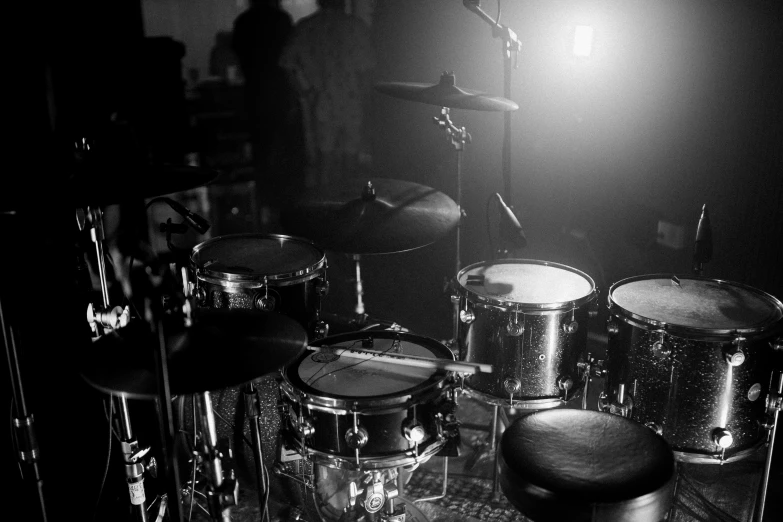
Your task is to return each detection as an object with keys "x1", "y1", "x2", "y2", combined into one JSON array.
[
  {"x1": 609, "y1": 275, "x2": 783, "y2": 333},
  {"x1": 458, "y1": 259, "x2": 595, "y2": 309},
  {"x1": 286, "y1": 332, "x2": 453, "y2": 406},
  {"x1": 191, "y1": 233, "x2": 324, "y2": 281}
]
